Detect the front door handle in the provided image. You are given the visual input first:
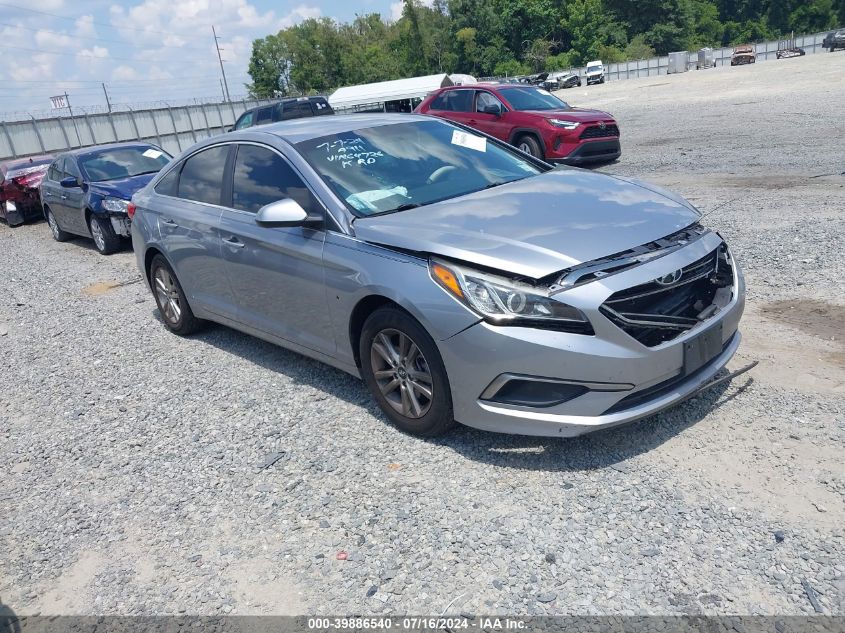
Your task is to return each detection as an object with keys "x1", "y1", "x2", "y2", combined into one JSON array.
[
  {"x1": 44, "y1": 191, "x2": 53, "y2": 197},
  {"x1": 223, "y1": 236, "x2": 245, "y2": 249},
  {"x1": 160, "y1": 218, "x2": 178, "y2": 227},
  {"x1": 60, "y1": 195, "x2": 68, "y2": 200}
]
